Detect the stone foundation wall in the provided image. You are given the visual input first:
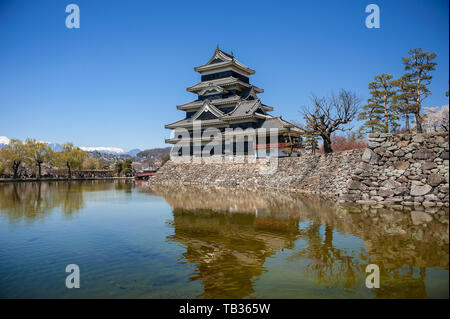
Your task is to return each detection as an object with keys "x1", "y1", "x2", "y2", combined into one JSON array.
[
  {"x1": 340, "y1": 132, "x2": 449, "y2": 207},
  {"x1": 150, "y1": 132, "x2": 449, "y2": 208},
  {"x1": 149, "y1": 150, "x2": 363, "y2": 197}
]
